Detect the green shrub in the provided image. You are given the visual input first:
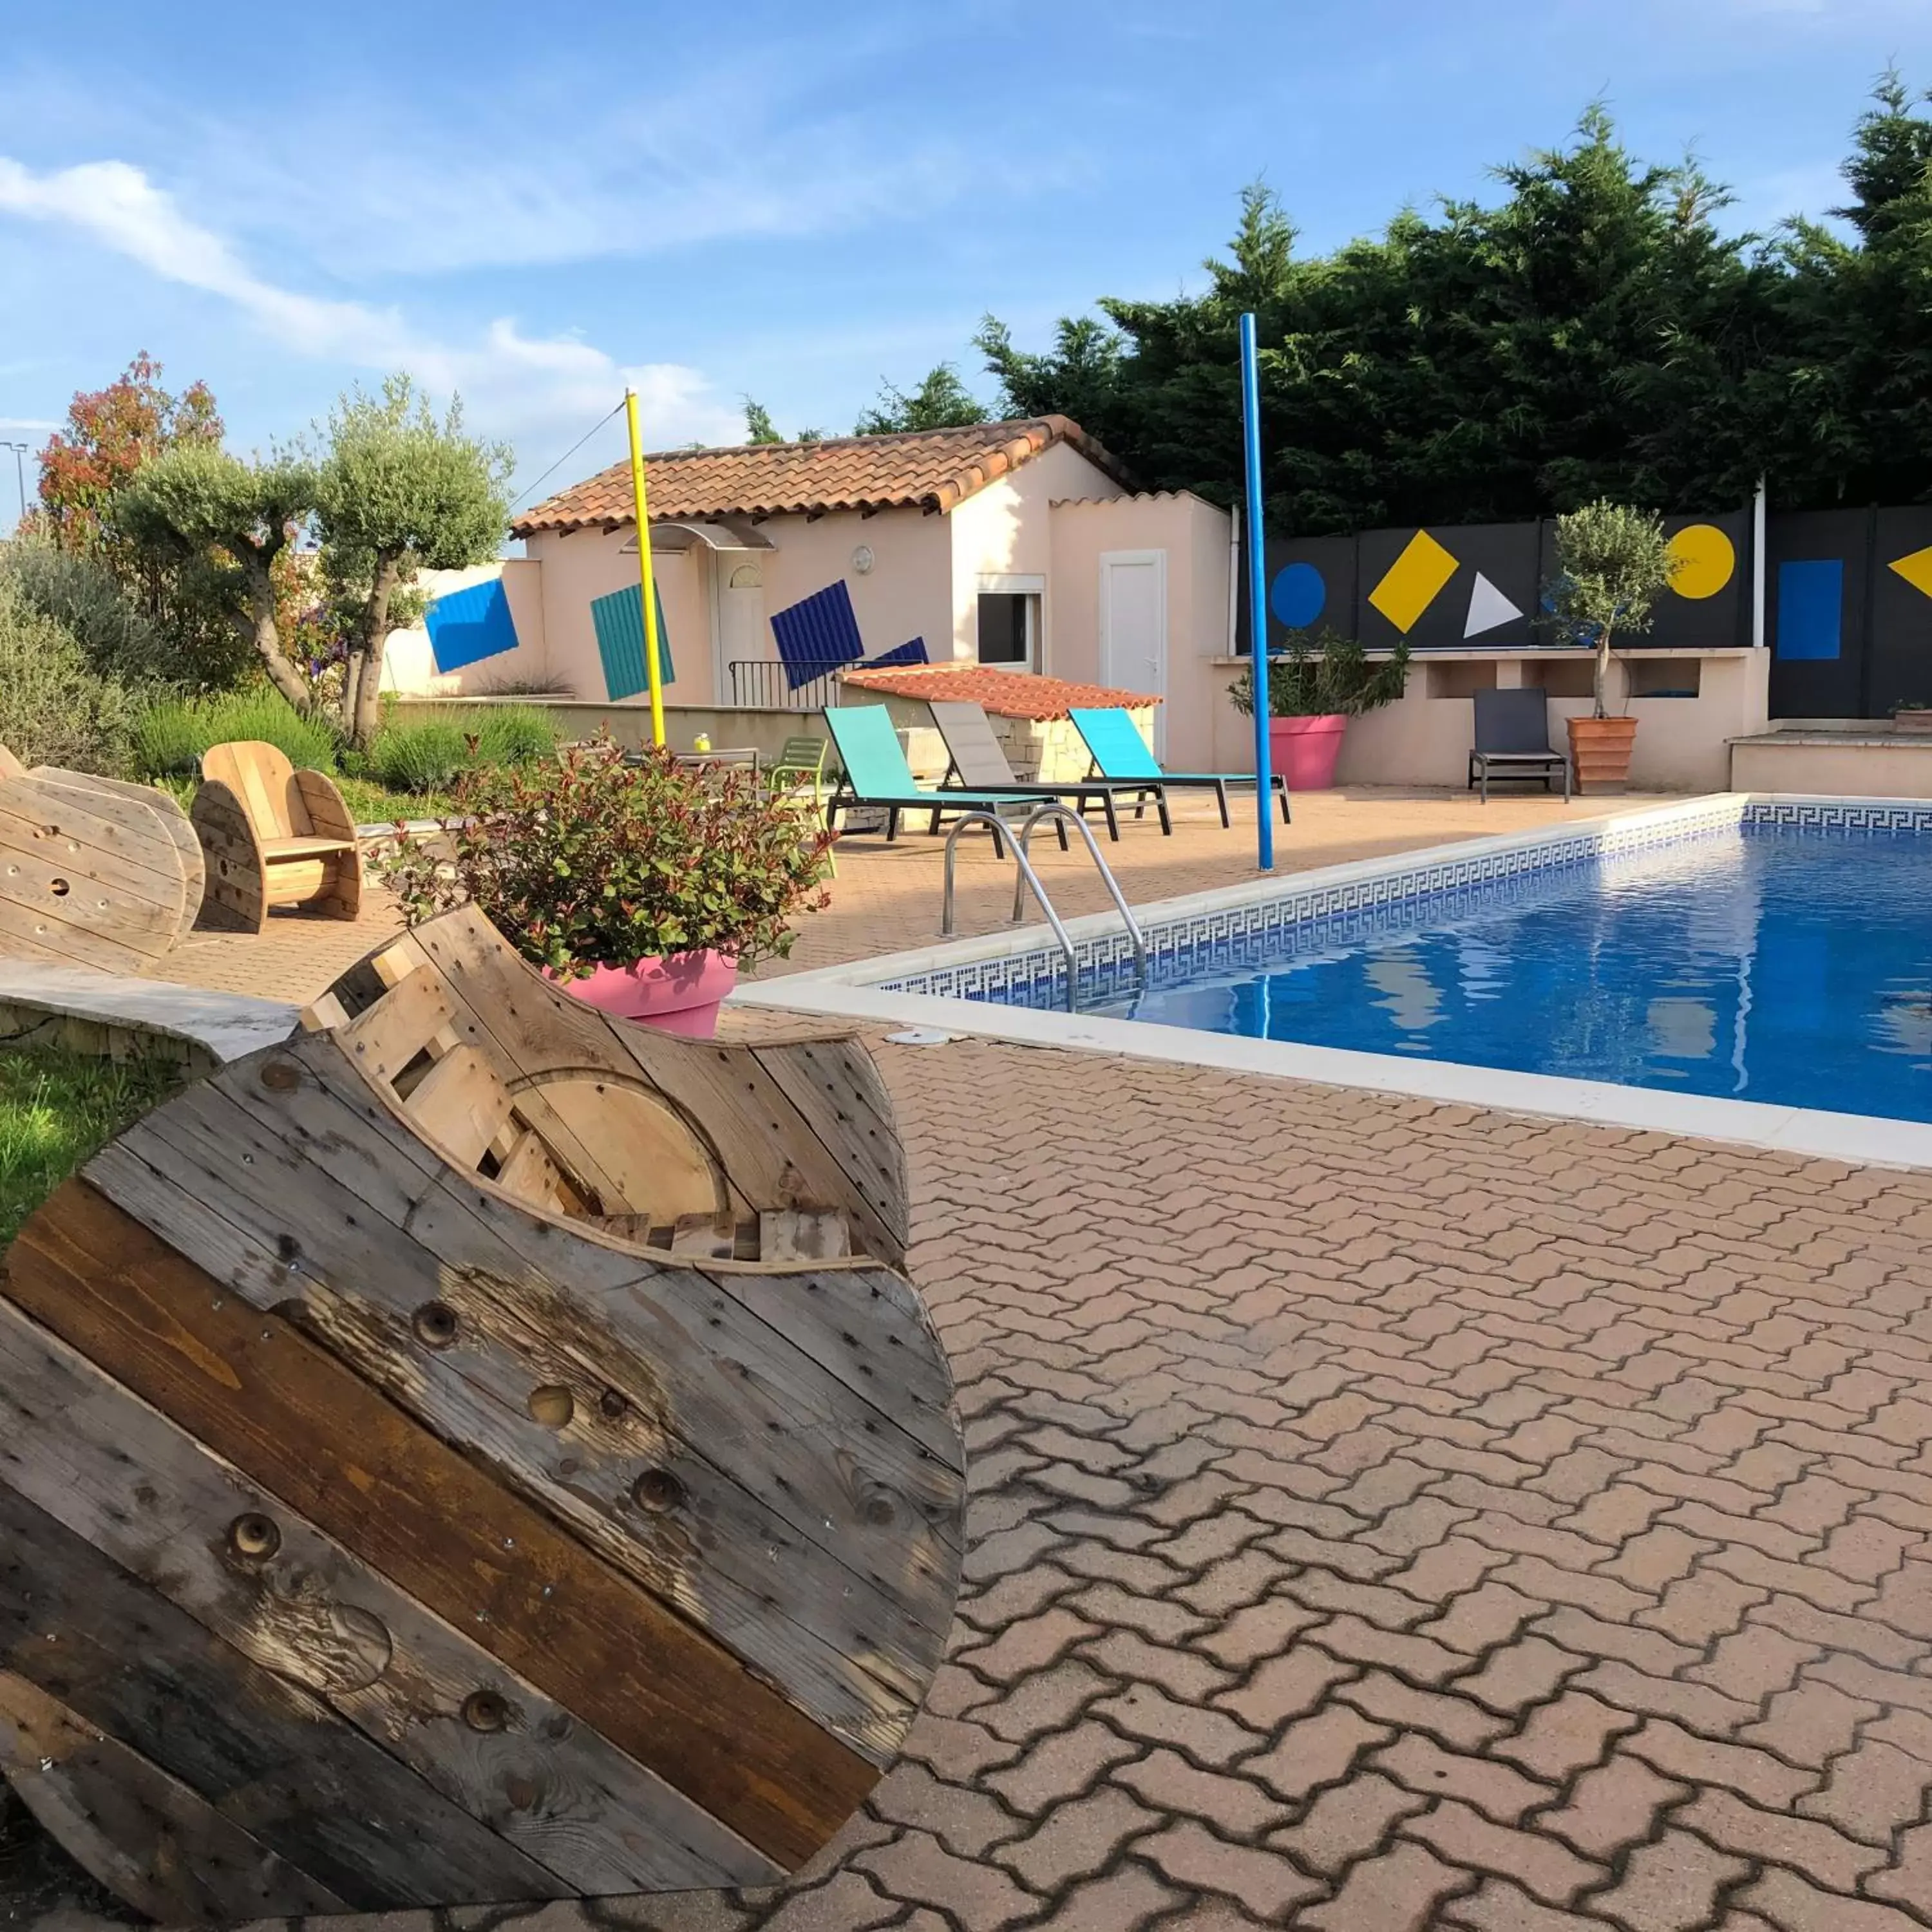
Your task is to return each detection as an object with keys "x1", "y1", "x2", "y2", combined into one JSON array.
[
  {"x1": 369, "y1": 718, "x2": 471, "y2": 793},
  {"x1": 469, "y1": 702, "x2": 559, "y2": 768},
  {"x1": 132, "y1": 687, "x2": 341, "y2": 781},
  {"x1": 0, "y1": 560, "x2": 142, "y2": 773}
]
